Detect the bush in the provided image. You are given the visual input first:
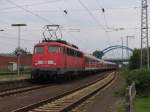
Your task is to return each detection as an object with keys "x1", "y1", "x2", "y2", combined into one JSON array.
[{"x1": 126, "y1": 69, "x2": 150, "y2": 96}]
